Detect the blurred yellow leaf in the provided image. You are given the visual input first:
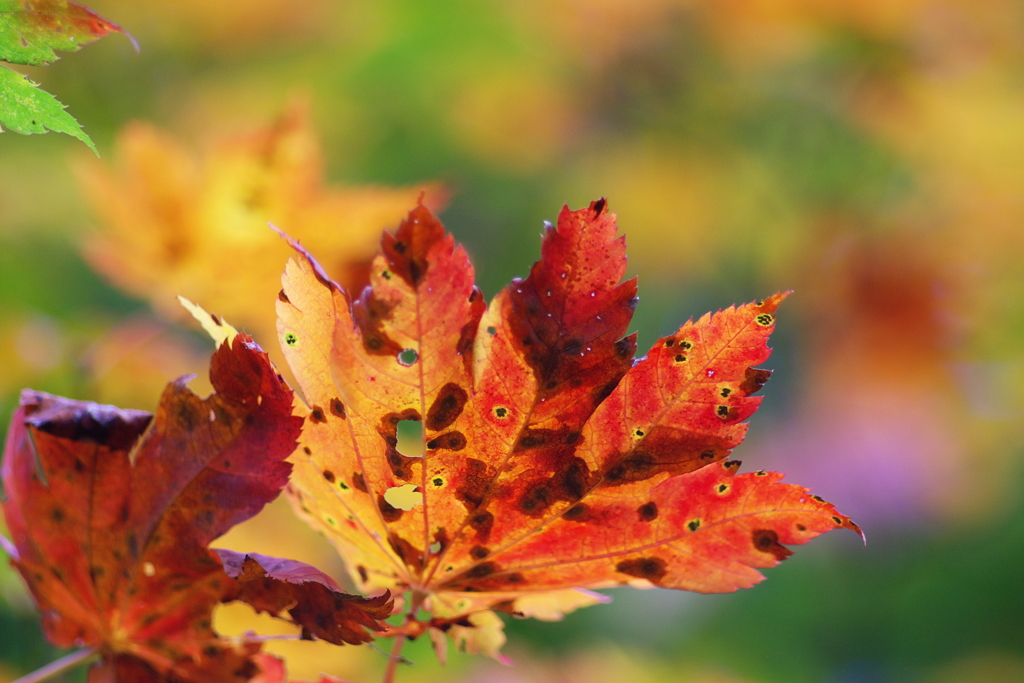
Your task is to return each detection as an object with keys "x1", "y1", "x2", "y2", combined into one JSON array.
[{"x1": 77, "y1": 103, "x2": 442, "y2": 355}]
